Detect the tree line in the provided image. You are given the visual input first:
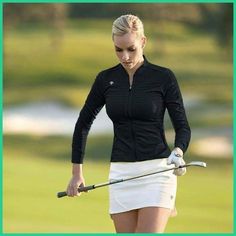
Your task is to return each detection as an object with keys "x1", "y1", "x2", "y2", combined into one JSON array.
[{"x1": 3, "y1": 3, "x2": 232, "y2": 48}]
